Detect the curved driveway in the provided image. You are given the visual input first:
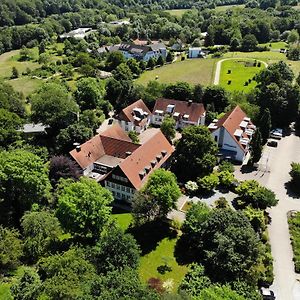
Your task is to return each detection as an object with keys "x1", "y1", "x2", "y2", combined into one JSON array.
[{"x1": 213, "y1": 58, "x2": 268, "y2": 85}]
